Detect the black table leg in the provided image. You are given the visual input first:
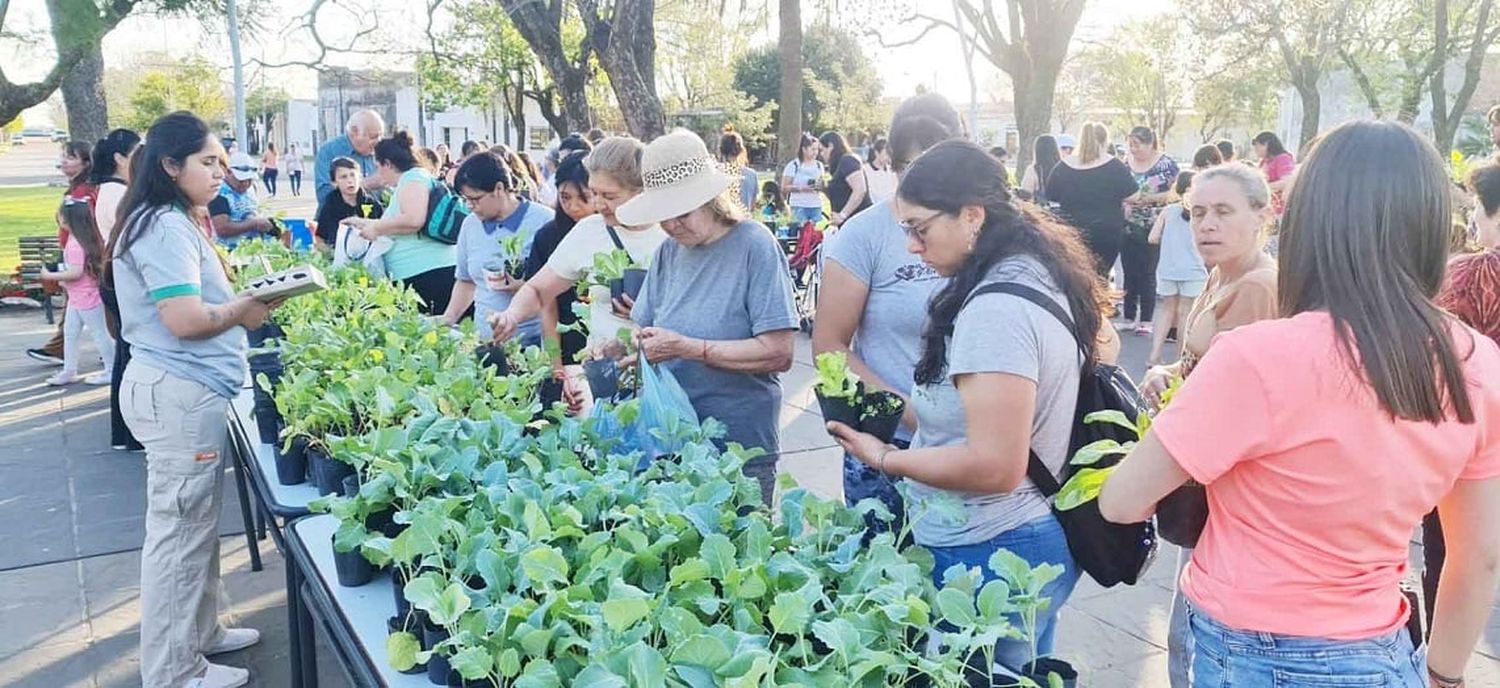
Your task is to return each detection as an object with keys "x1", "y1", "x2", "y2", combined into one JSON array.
[
  {"x1": 286, "y1": 555, "x2": 305, "y2": 688},
  {"x1": 298, "y1": 580, "x2": 319, "y2": 688},
  {"x1": 231, "y1": 432, "x2": 263, "y2": 572},
  {"x1": 256, "y1": 500, "x2": 268, "y2": 542}
]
